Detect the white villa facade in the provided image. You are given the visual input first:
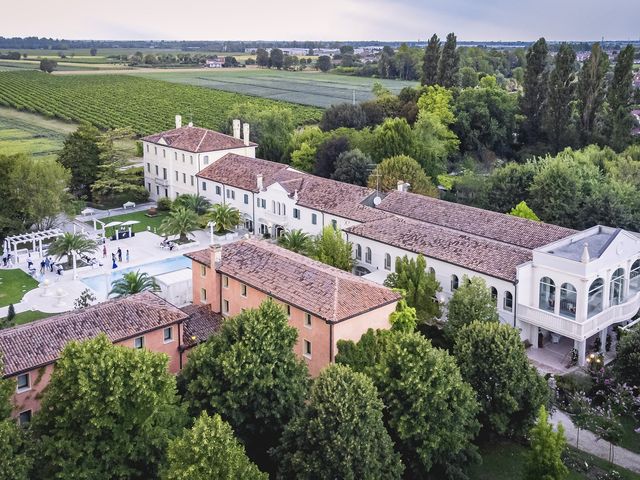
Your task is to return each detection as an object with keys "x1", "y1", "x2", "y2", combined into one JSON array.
[{"x1": 142, "y1": 123, "x2": 640, "y2": 366}]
